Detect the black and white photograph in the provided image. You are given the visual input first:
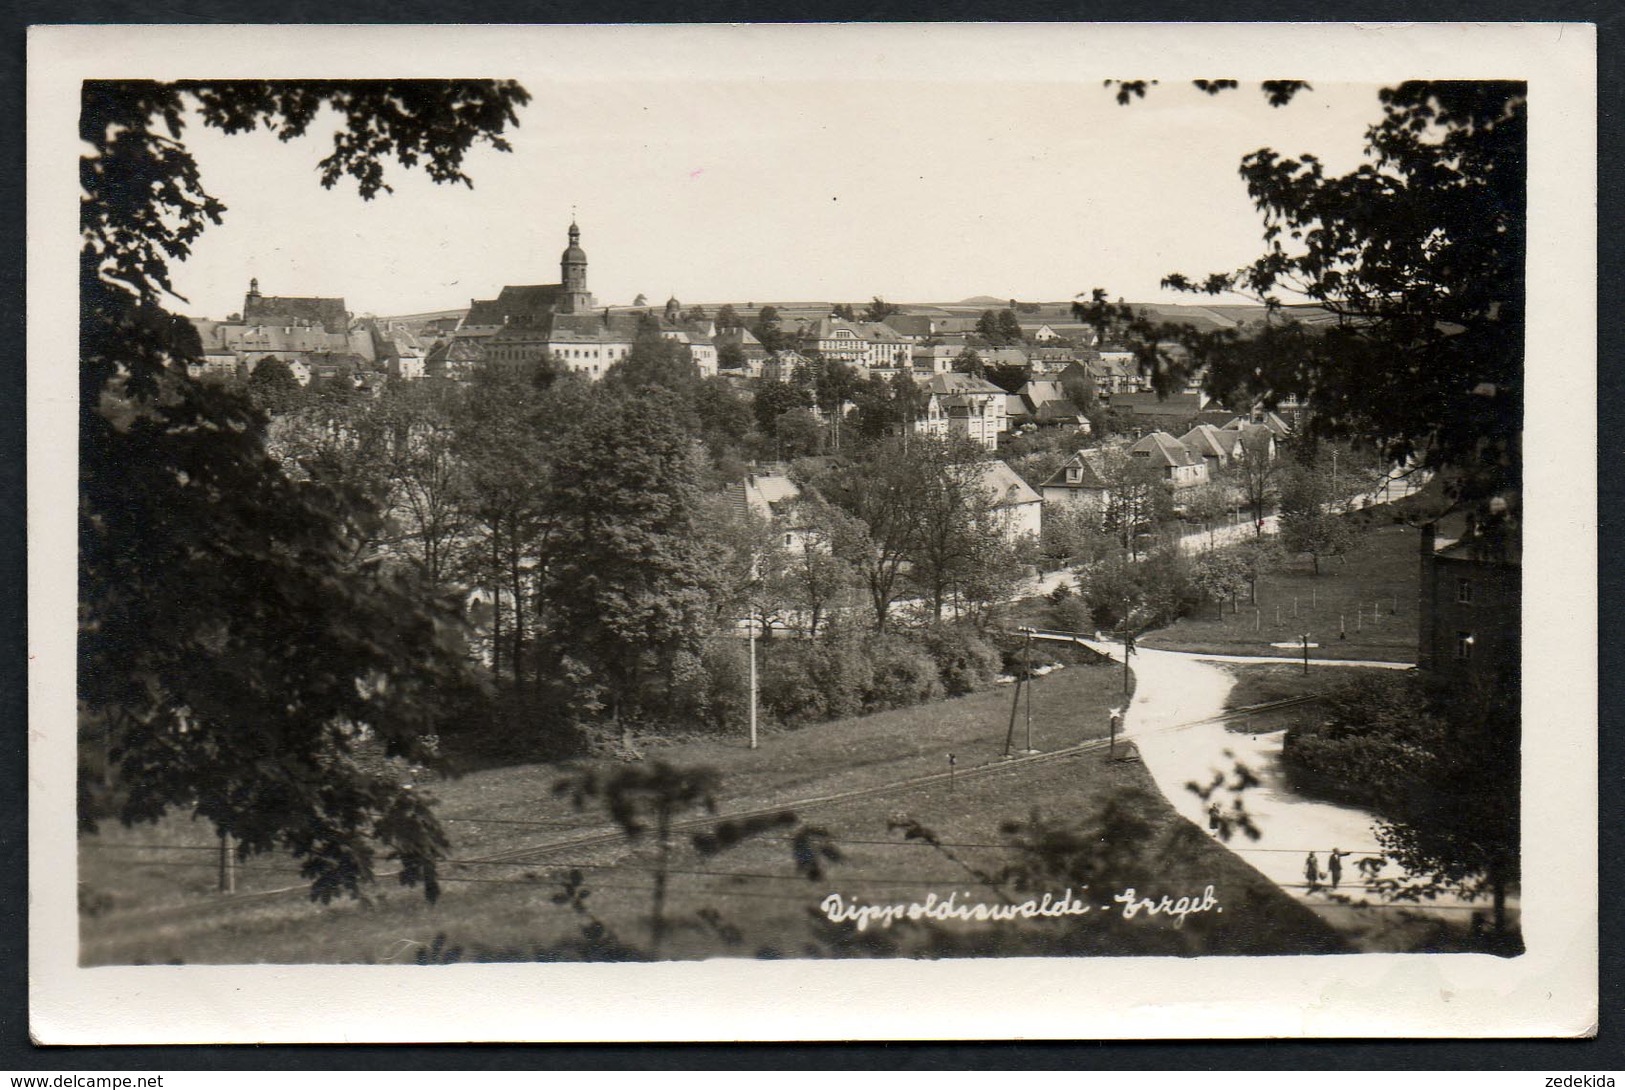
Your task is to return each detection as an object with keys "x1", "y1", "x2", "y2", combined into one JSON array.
[{"x1": 28, "y1": 22, "x2": 1595, "y2": 1042}]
